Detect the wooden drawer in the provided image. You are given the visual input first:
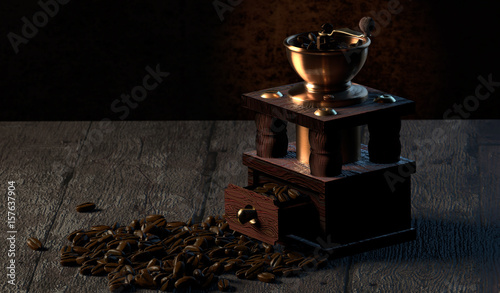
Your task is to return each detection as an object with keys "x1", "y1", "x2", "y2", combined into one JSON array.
[{"x1": 224, "y1": 183, "x2": 320, "y2": 245}]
